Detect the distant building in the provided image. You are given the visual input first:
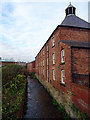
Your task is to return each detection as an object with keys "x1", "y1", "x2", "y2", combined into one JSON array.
[
  {"x1": 17, "y1": 62, "x2": 26, "y2": 67},
  {"x1": 0, "y1": 59, "x2": 26, "y2": 67},
  {"x1": 27, "y1": 60, "x2": 35, "y2": 73},
  {"x1": 0, "y1": 59, "x2": 16, "y2": 67}
]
